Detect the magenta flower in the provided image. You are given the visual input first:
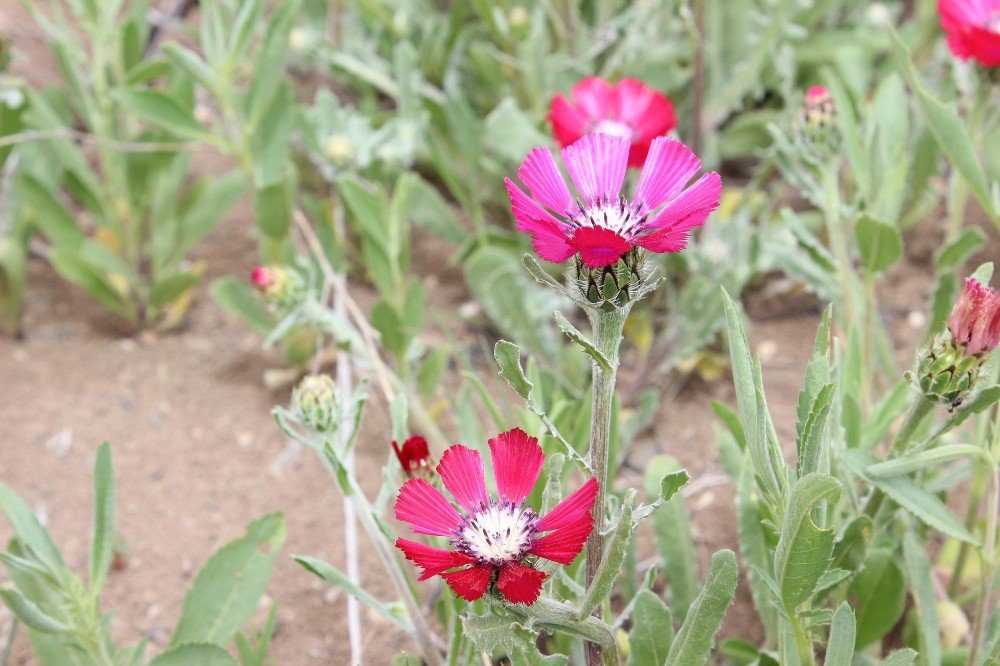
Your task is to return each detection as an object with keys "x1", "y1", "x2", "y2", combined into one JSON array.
[
  {"x1": 938, "y1": 0, "x2": 1000, "y2": 67},
  {"x1": 394, "y1": 428, "x2": 598, "y2": 605},
  {"x1": 505, "y1": 133, "x2": 721, "y2": 268},
  {"x1": 548, "y1": 77, "x2": 677, "y2": 168},
  {"x1": 948, "y1": 277, "x2": 1000, "y2": 356}
]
